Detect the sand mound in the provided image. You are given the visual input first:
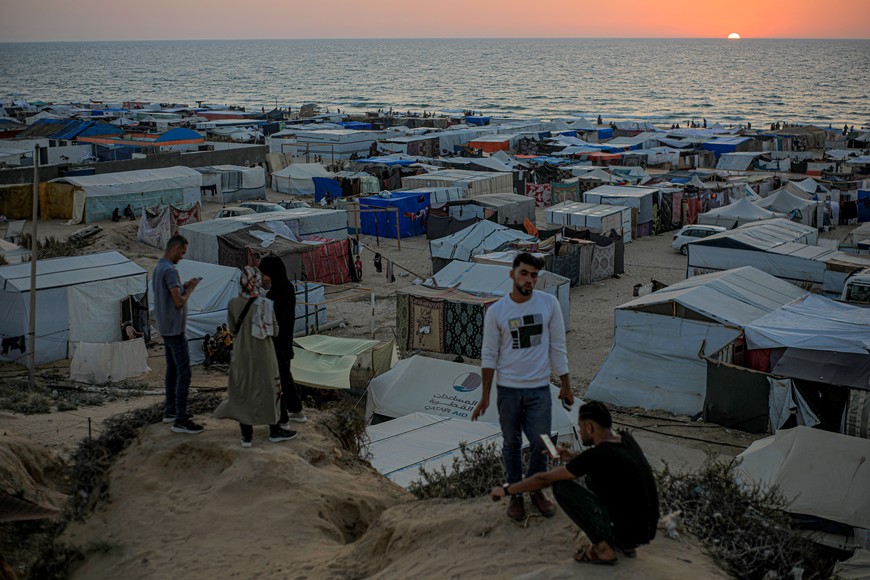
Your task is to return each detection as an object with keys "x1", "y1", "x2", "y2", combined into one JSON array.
[
  {"x1": 58, "y1": 411, "x2": 725, "y2": 579},
  {"x1": 0, "y1": 433, "x2": 68, "y2": 513}
]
